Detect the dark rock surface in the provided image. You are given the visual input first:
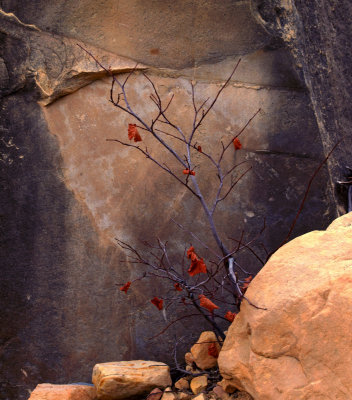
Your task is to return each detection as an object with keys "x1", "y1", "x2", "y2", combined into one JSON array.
[
  {"x1": 0, "y1": 1, "x2": 350, "y2": 399},
  {"x1": 251, "y1": 0, "x2": 352, "y2": 213}
]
